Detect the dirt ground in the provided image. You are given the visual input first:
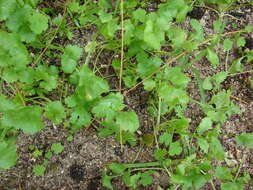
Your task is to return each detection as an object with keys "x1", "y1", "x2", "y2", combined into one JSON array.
[{"x1": 0, "y1": 1, "x2": 253, "y2": 190}]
